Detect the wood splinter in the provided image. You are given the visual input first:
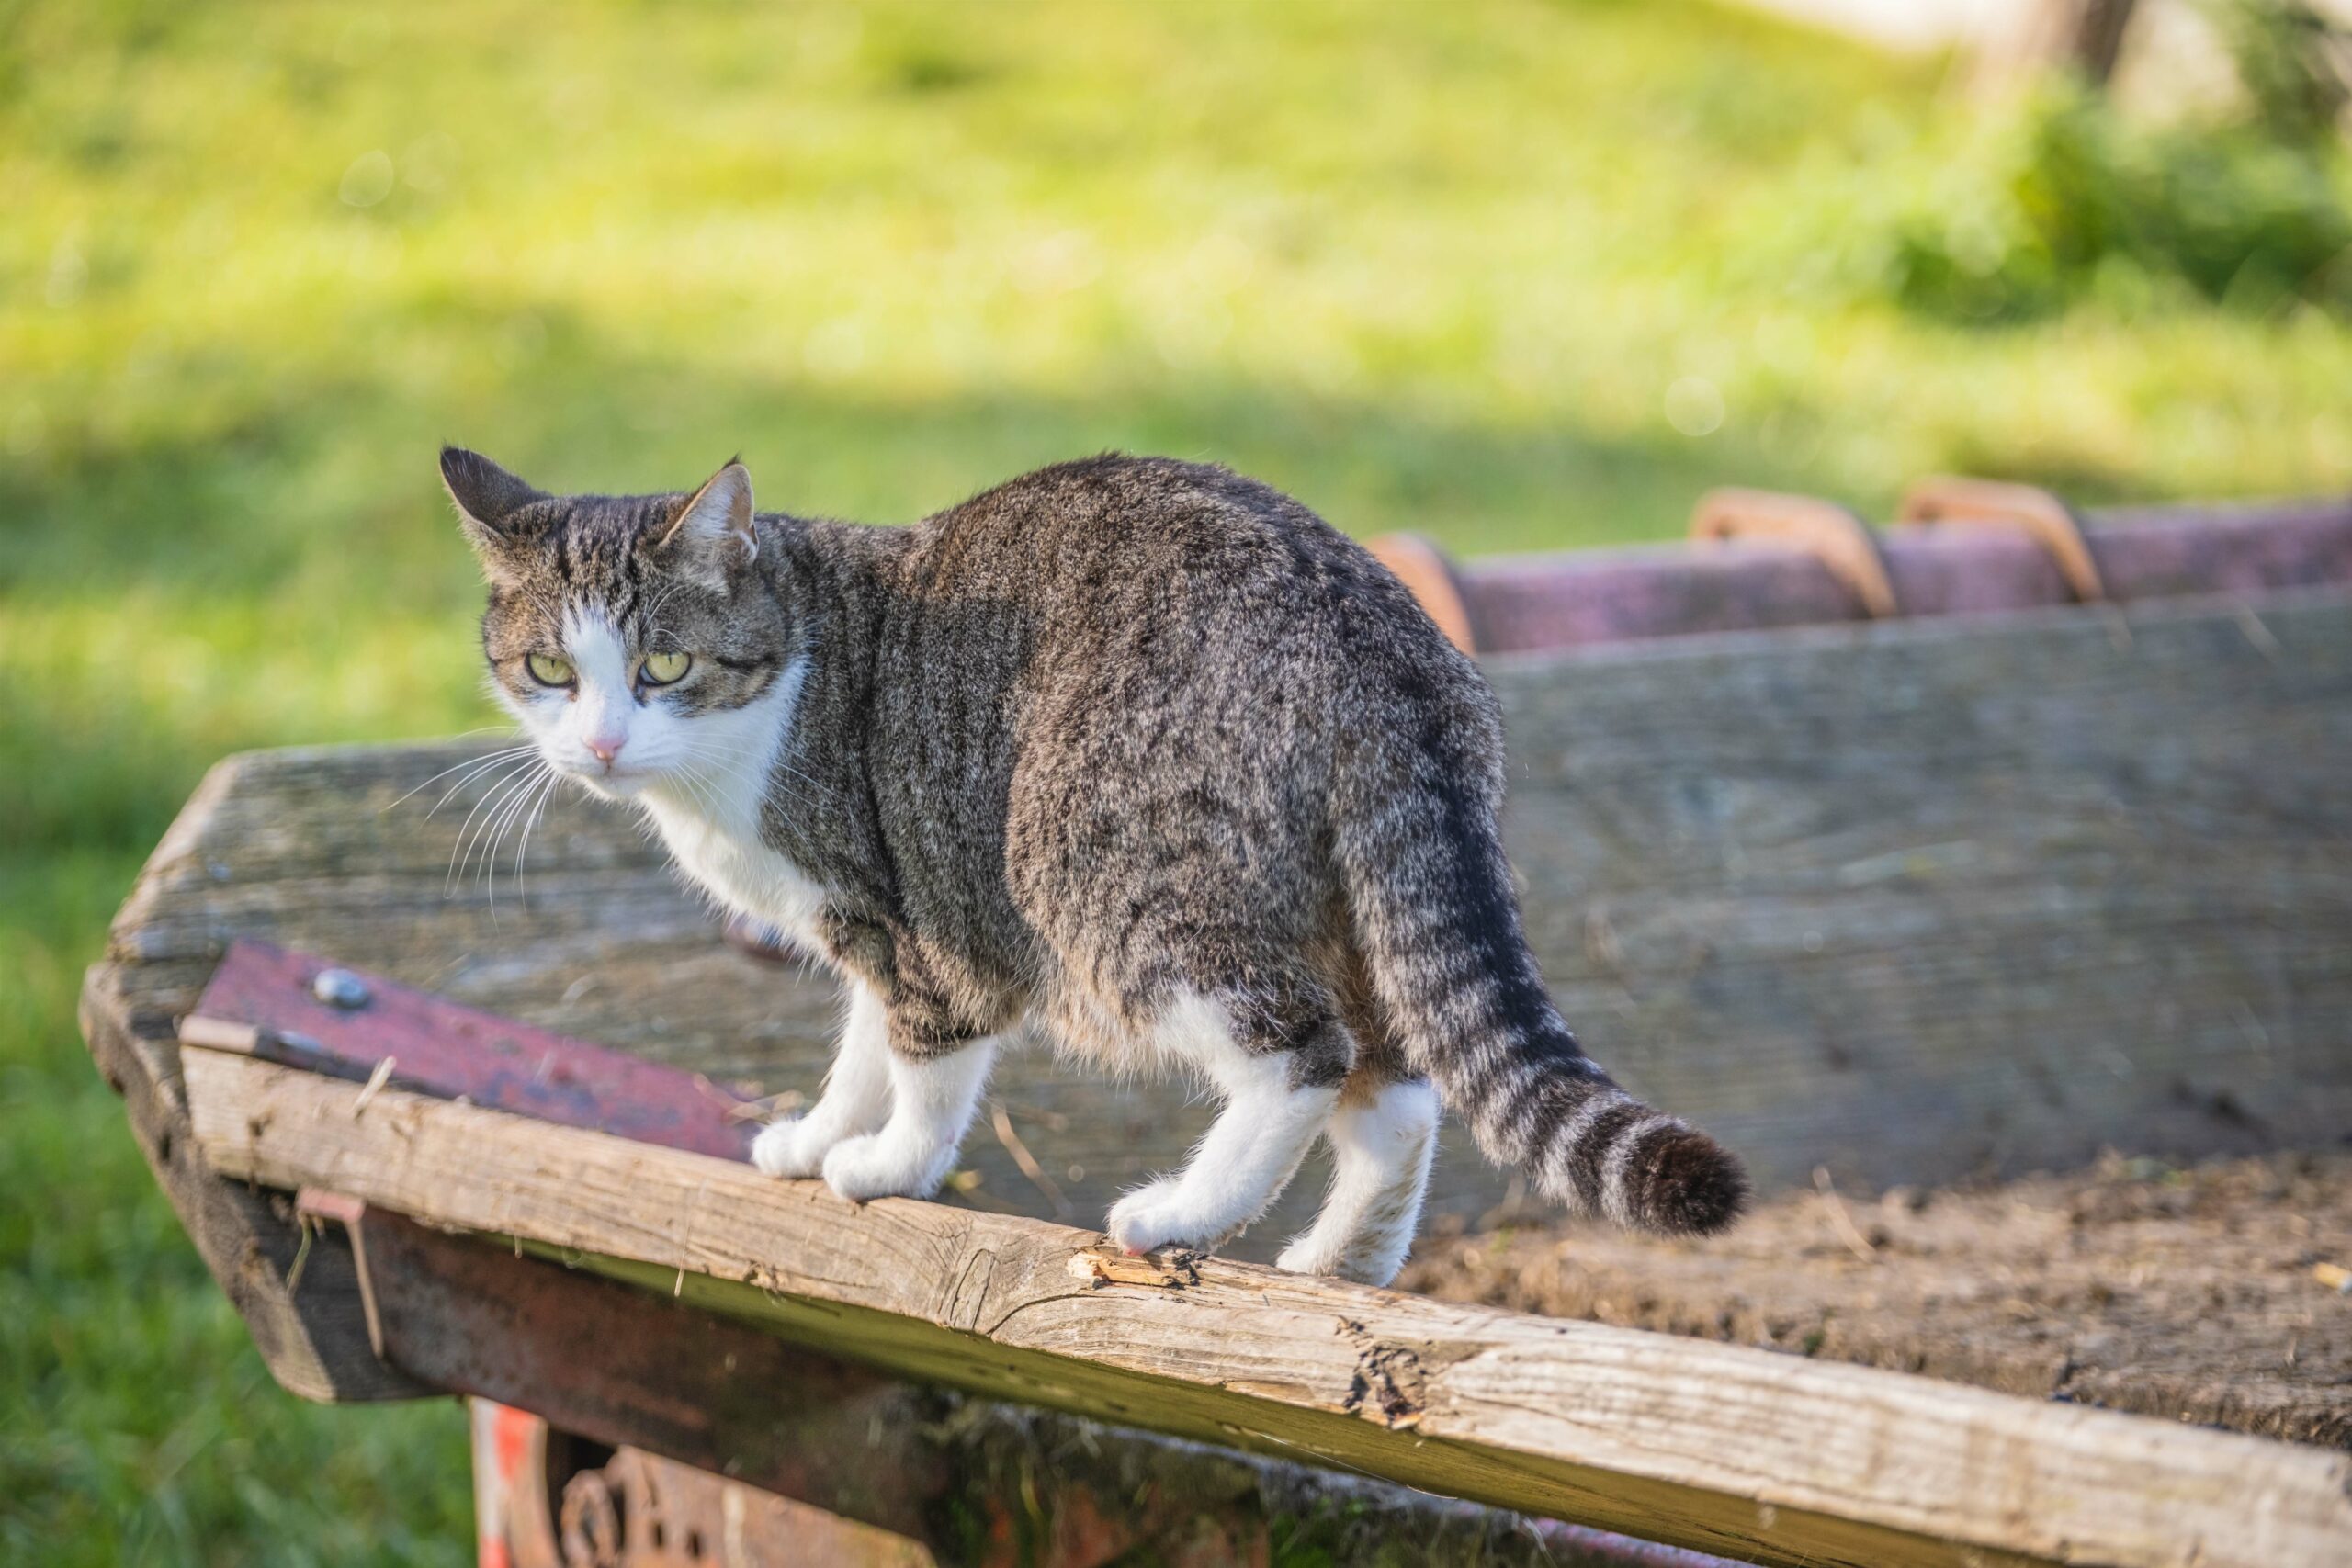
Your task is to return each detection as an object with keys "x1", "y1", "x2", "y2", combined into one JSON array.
[{"x1": 1066, "y1": 1246, "x2": 1202, "y2": 1290}]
